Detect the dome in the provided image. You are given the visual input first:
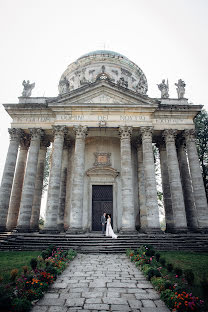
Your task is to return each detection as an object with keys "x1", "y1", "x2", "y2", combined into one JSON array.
[
  {"x1": 77, "y1": 50, "x2": 128, "y2": 60},
  {"x1": 58, "y1": 50, "x2": 148, "y2": 96}
]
